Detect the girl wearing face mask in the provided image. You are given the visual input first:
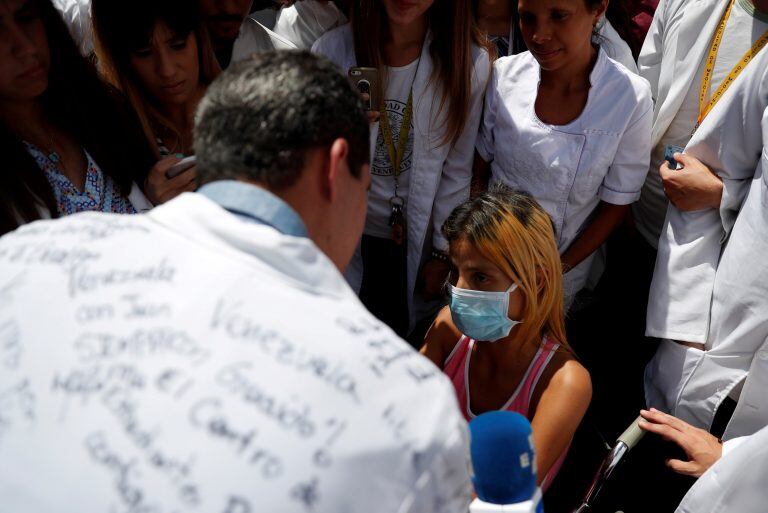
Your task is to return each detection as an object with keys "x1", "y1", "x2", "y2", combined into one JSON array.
[
  {"x1": 473, "y1": 0, "x2": 652, "y2": 308},
  {"x1": 92, "y1": 0, "x2": 221, "y2": 202},
  {"x1": 0, "y1": 0, "x2": 173, "y2": 235},
  {"x1": 421, "y1": 185, "x2": 592, "y2": 489},
  {"x1": 312, "y1": 0, "x2": 492, "y2": 338}
]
